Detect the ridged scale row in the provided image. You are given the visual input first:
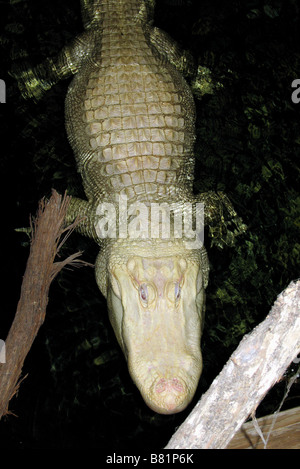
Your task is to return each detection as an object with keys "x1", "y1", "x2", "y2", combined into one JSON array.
[{"x1": 71, "y1": 6, "x2": 195, "y2": 201}]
